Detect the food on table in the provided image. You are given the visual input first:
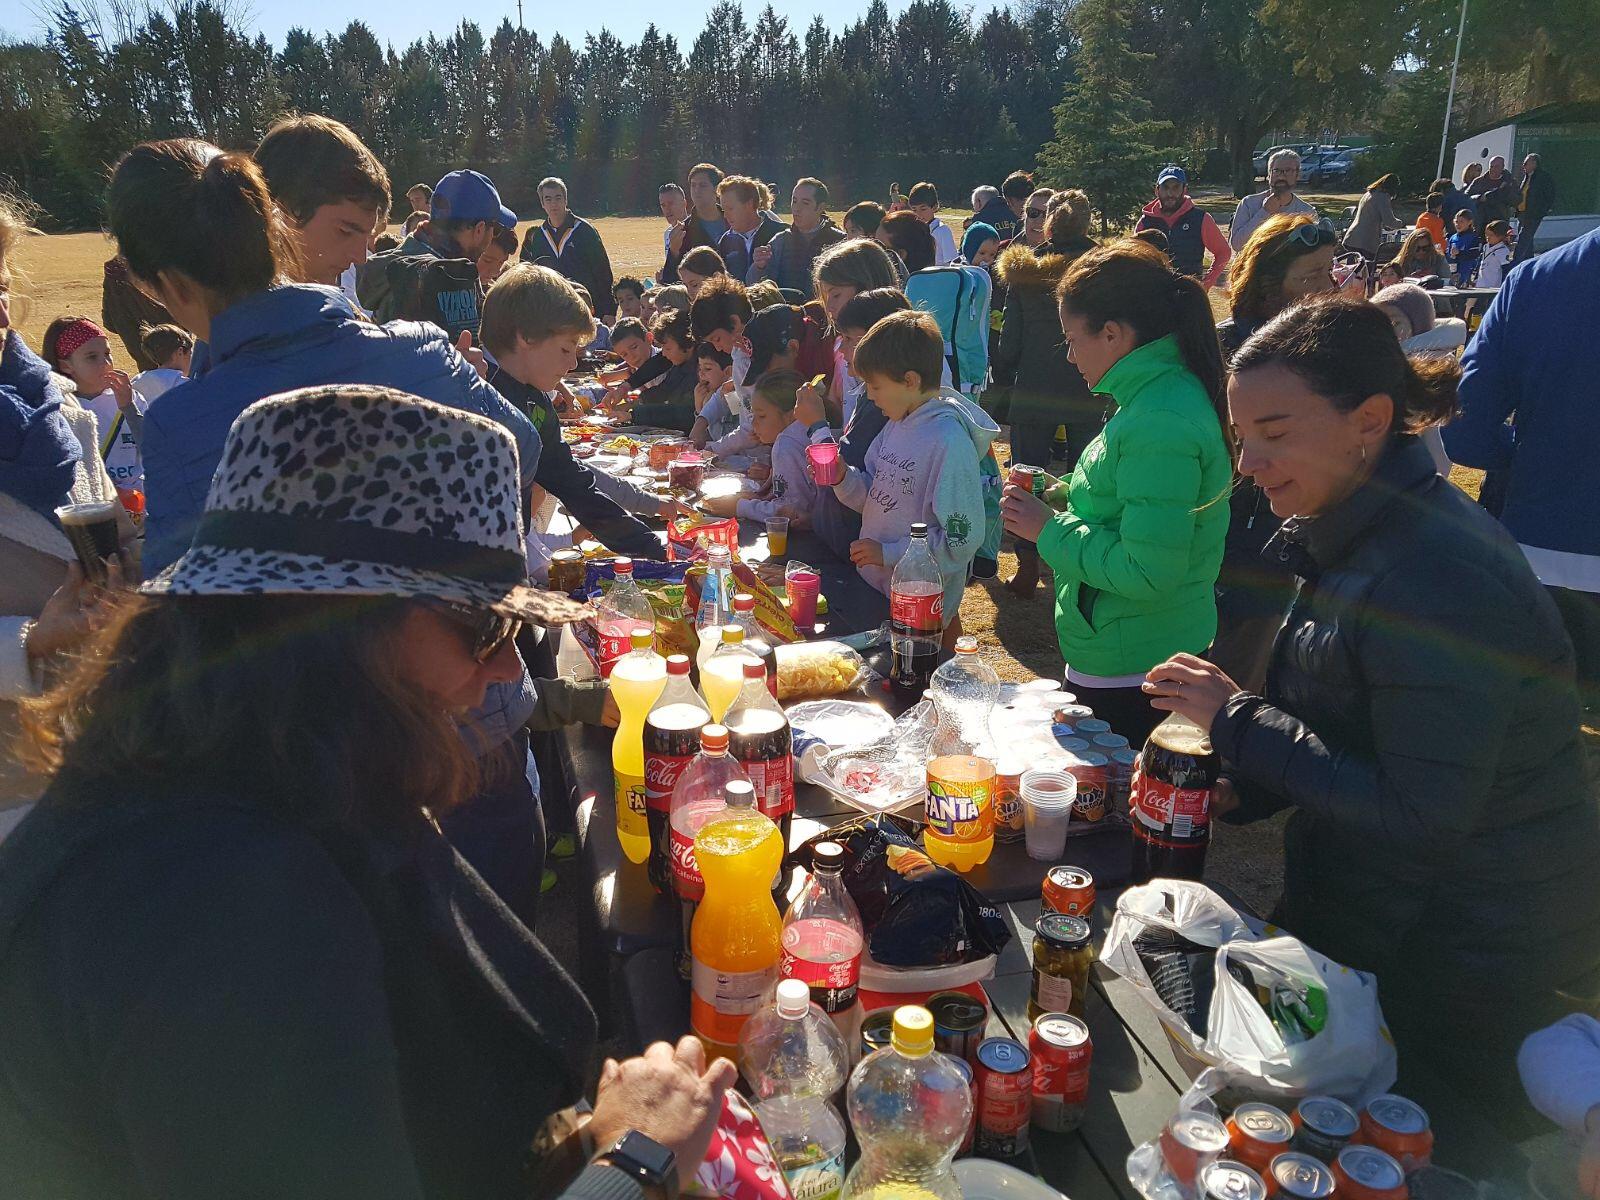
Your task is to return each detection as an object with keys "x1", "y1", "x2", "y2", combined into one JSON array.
[
  {"x1": 600, "y1": 434, "x2": 642, "y2": 454},
  {"x1": 775, "y1": 640, "x2": 865, "y2": 701}
]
